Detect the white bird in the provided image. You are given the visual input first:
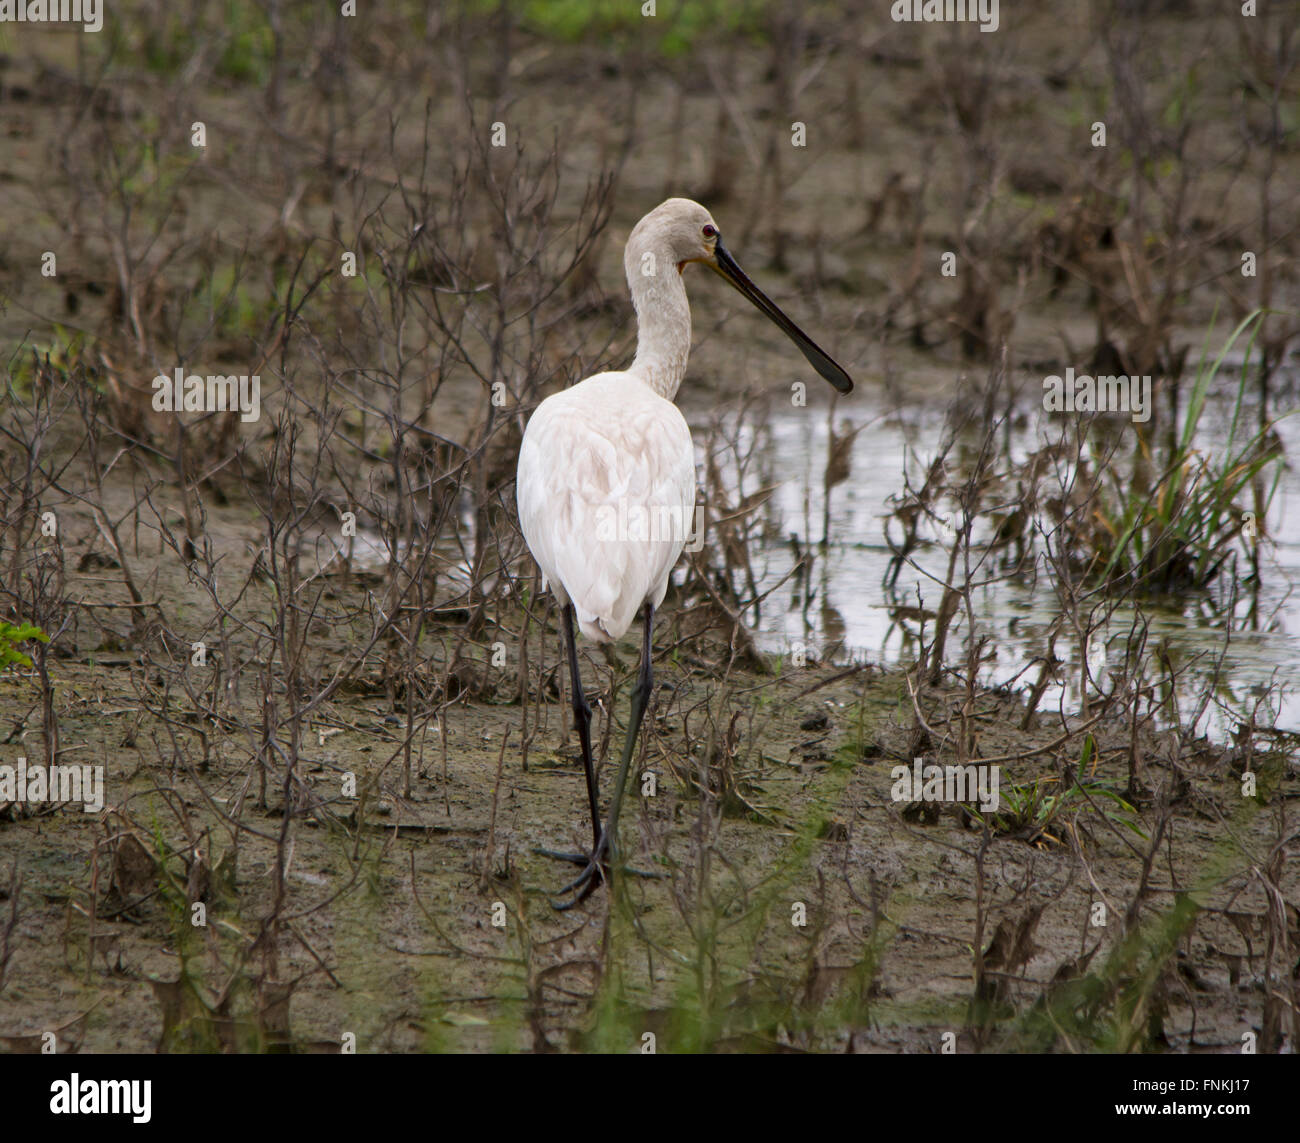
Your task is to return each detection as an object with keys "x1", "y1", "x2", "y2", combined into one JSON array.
[{"x1": 516, "y1": 197, "x2": 852, "y2": 907}]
